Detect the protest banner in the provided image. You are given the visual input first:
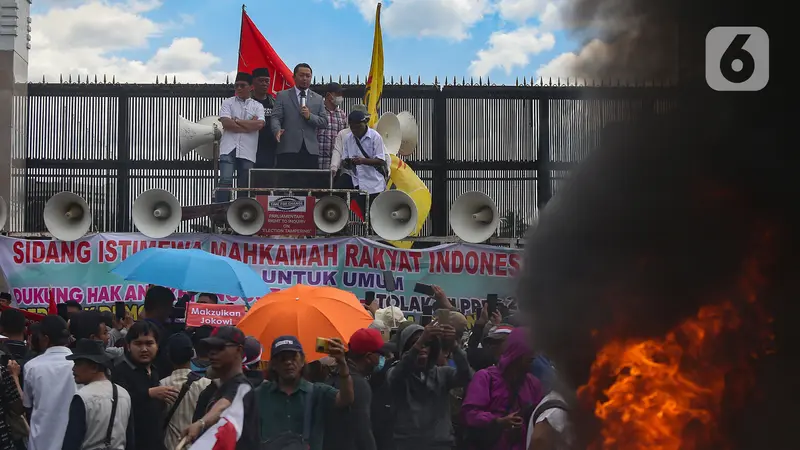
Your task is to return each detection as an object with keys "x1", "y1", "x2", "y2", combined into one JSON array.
[
  {"x1": 258, "y1": 195, "x2": 315, "y2": 236},
  {"x1": 0, "y1": 233, "x2": 523, "y2": 321},
  {"x1": 185, "y1": 302, "x2": 247, "y2": 327}
]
